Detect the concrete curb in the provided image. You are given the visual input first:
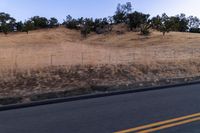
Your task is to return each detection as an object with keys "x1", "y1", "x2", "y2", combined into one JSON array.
[{"x1": 0, "y1": 79, "x2": 200, "y2": 112}]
